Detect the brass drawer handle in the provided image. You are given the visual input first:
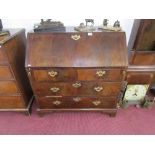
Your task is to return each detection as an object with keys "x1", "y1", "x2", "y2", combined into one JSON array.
[
  {"x1": 50, "y1": 87, "x2": 60, "y2": 93},
  {"x1": 94, "y1": 86, "x2": 103, "y2": 92},
  {"x1": 72, "y1": 82, "x2": 82, "y2": 88},
  {"x1": 53, "y1": 100, "x2": 61, "y2": 105},
  {"x1": 73, "y1": 97, "x2": 81, "y2": 102},
  {"x1": 92, "y1": 100, "x2": 101, "y2": 106},
  {"x1": 71, "y1": 34, "x2": 81, "y2": 40},
  {"x1": 48, "y1": 70, "x2": 58, "y2": 77},
  {"x1": 96, "y1": 70, "x2": 106, "y2": 77}
]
